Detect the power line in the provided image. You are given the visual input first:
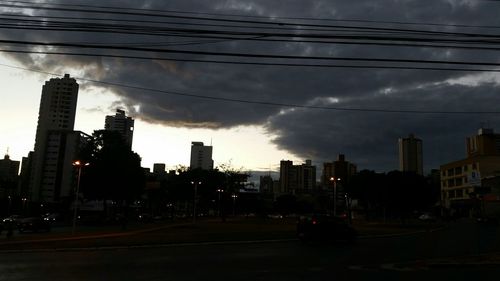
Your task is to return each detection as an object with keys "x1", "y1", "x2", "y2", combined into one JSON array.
[
  {"x1": 0, "y1": 62, "x2": 498, "y2": 115},
  {"x1": 6, "y1": 0, "x2": 500, "y2": 31},
  {"x1": 1, "y1": 2, "x2": 500, "y2": 40},
  {"x1": 3, "y1": 16, "x2": 500, "y2": 53},
  {"x1": 2, "y1": 48, "x2": 500, "y2": 73},
  {"x1": 2, "y1": 39, "x2": 500, "y2": 69}
]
